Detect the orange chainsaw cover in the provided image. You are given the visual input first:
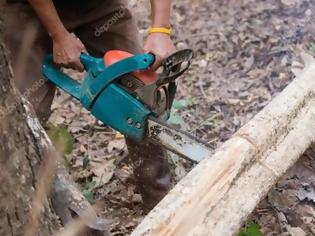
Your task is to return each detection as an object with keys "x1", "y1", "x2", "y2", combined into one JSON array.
[{"x1": 104, "y1": 50, "x2": 157, "y2": 85}]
